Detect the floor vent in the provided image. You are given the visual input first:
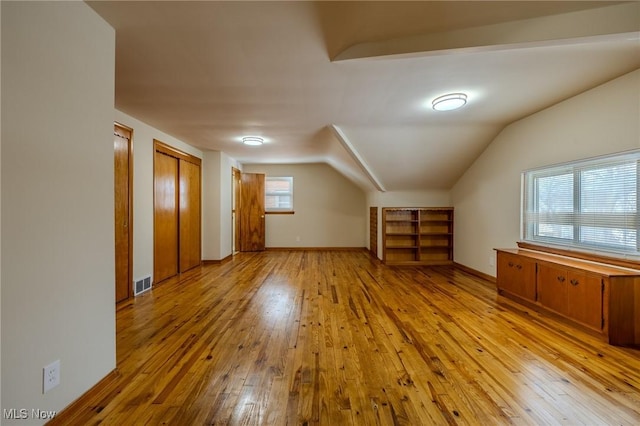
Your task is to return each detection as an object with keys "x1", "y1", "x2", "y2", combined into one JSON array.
[{"x1": 134, "y1": 276, "x2": 152, "y2": 296}]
